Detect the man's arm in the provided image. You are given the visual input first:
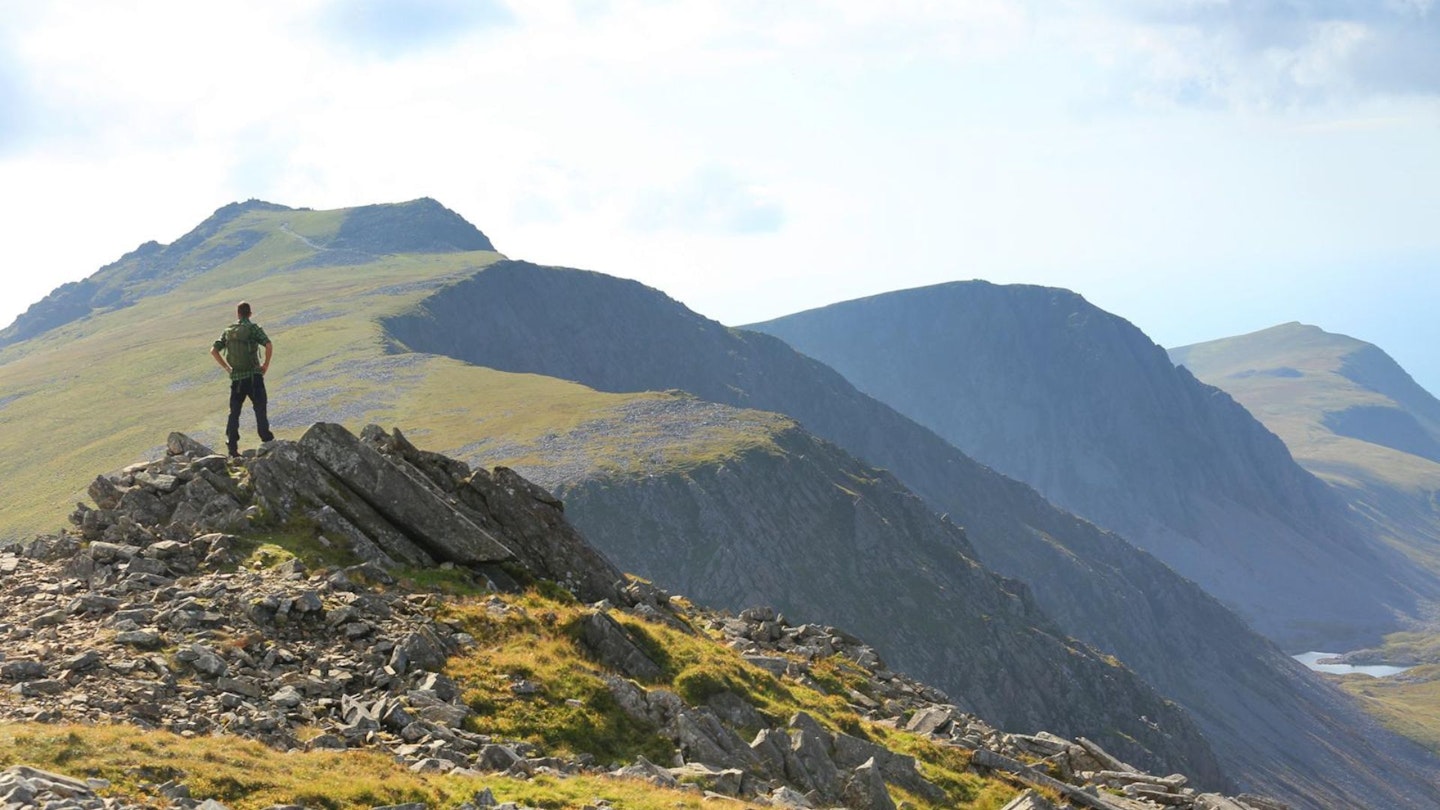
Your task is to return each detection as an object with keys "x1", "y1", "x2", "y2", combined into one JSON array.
[
  {"x1": 261, "y1": 341, "x2": 273, "y2": 375},
  {"x1": 210, "y1": 346, "x2": 231, "y2": 374}
]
